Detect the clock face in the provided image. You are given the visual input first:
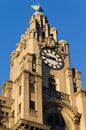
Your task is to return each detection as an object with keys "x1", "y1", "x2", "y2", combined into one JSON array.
[{"x1": 40, "y1": 47, "x2": 64, "y2": 70}]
